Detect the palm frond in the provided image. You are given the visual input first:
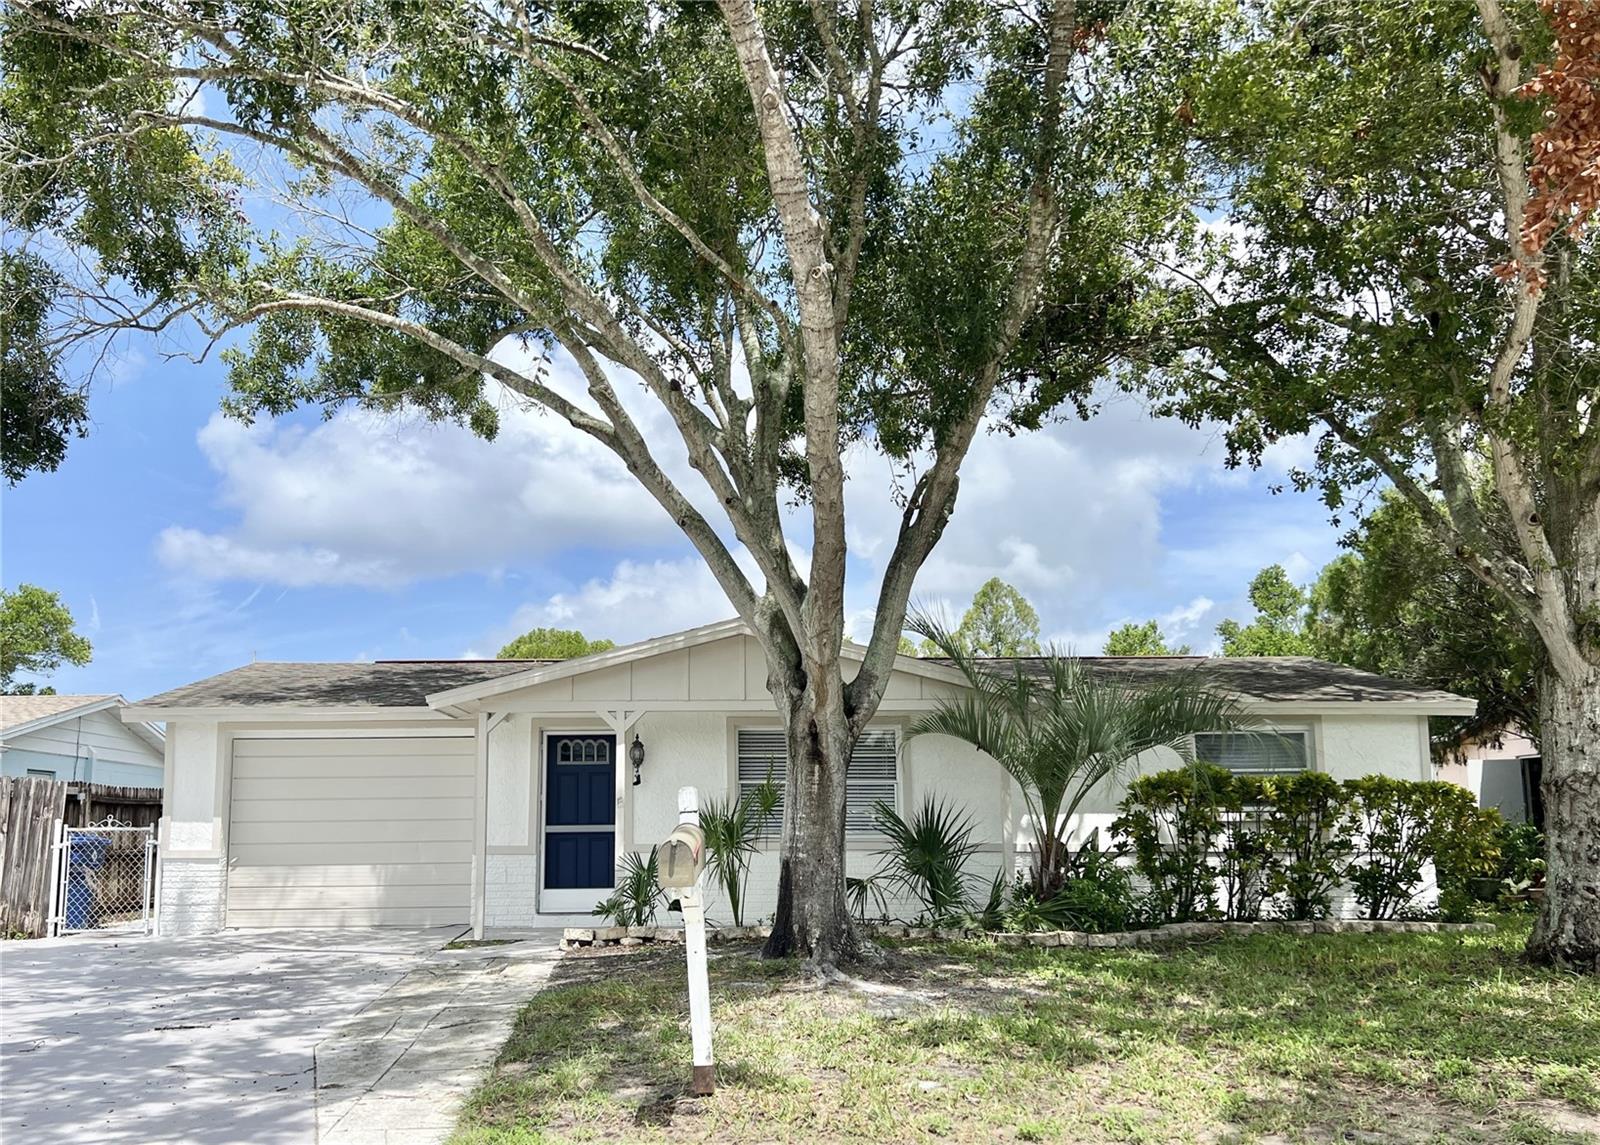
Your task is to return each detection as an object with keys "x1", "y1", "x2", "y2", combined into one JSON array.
[{"x1": 903, "y1": 629, "x2": 1253, "y2": 899}]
